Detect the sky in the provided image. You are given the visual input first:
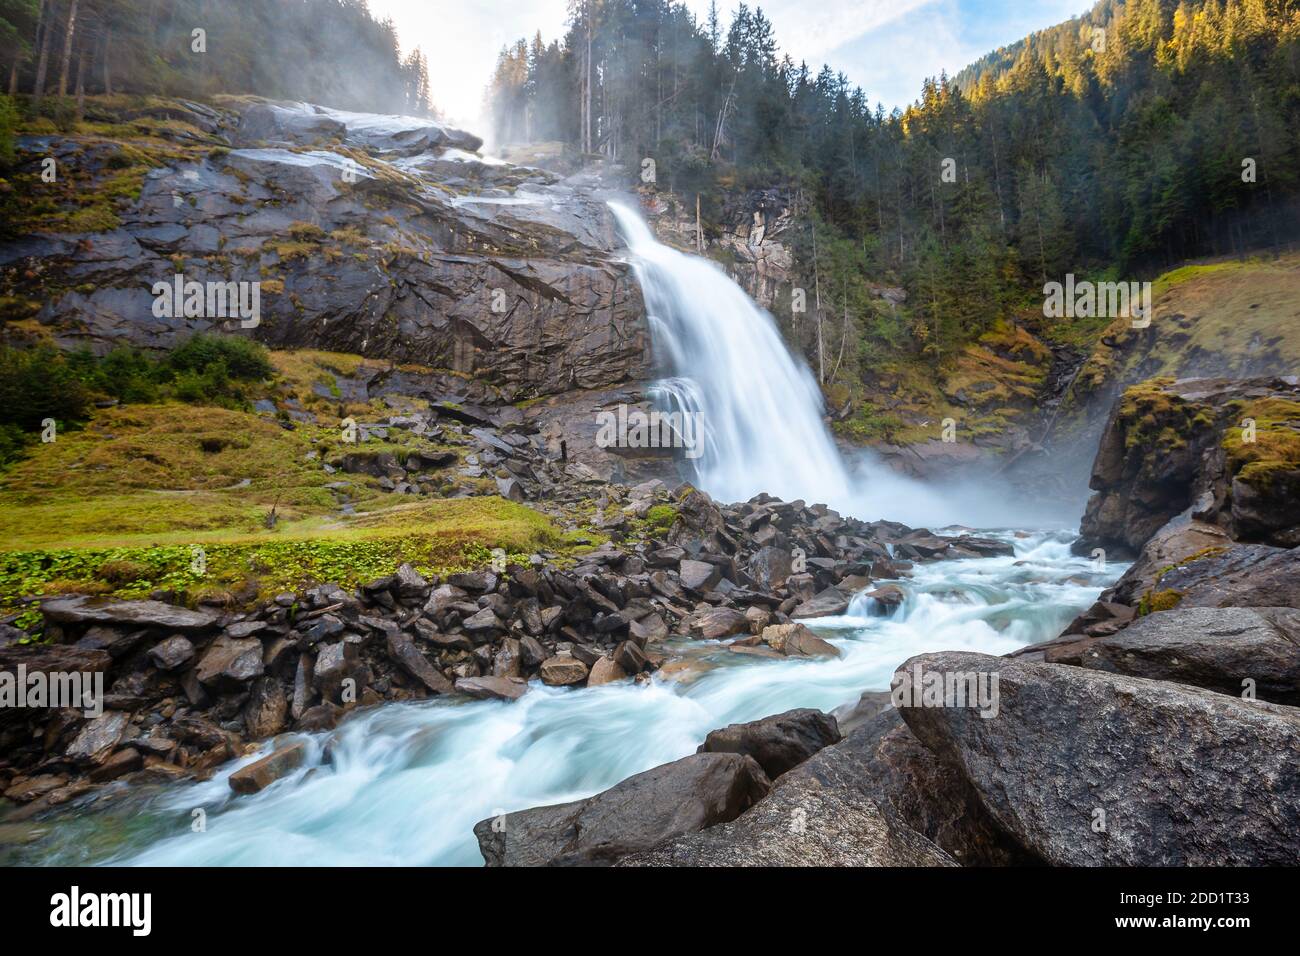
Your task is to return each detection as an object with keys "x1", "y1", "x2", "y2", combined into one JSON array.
[{"x1": 364, "y1": 0, "x2": 1089, "y2": 133}]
